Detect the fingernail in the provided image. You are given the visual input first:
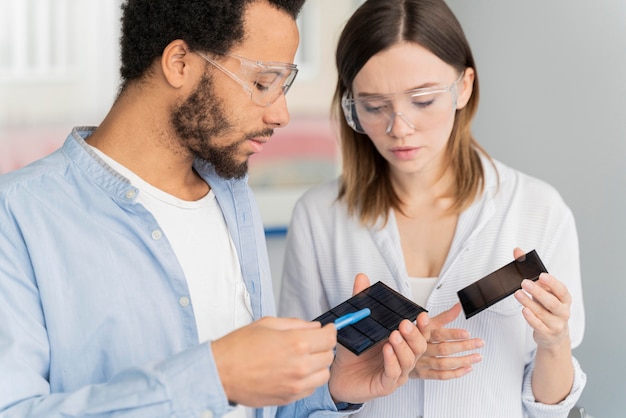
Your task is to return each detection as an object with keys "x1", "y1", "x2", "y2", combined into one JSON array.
[
  {"x1": 402, "y1": 321, "x2": 414, "y2": 333},
  {"x1": 474, "y1": 339, "x2": 484, "y2": 348}
]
